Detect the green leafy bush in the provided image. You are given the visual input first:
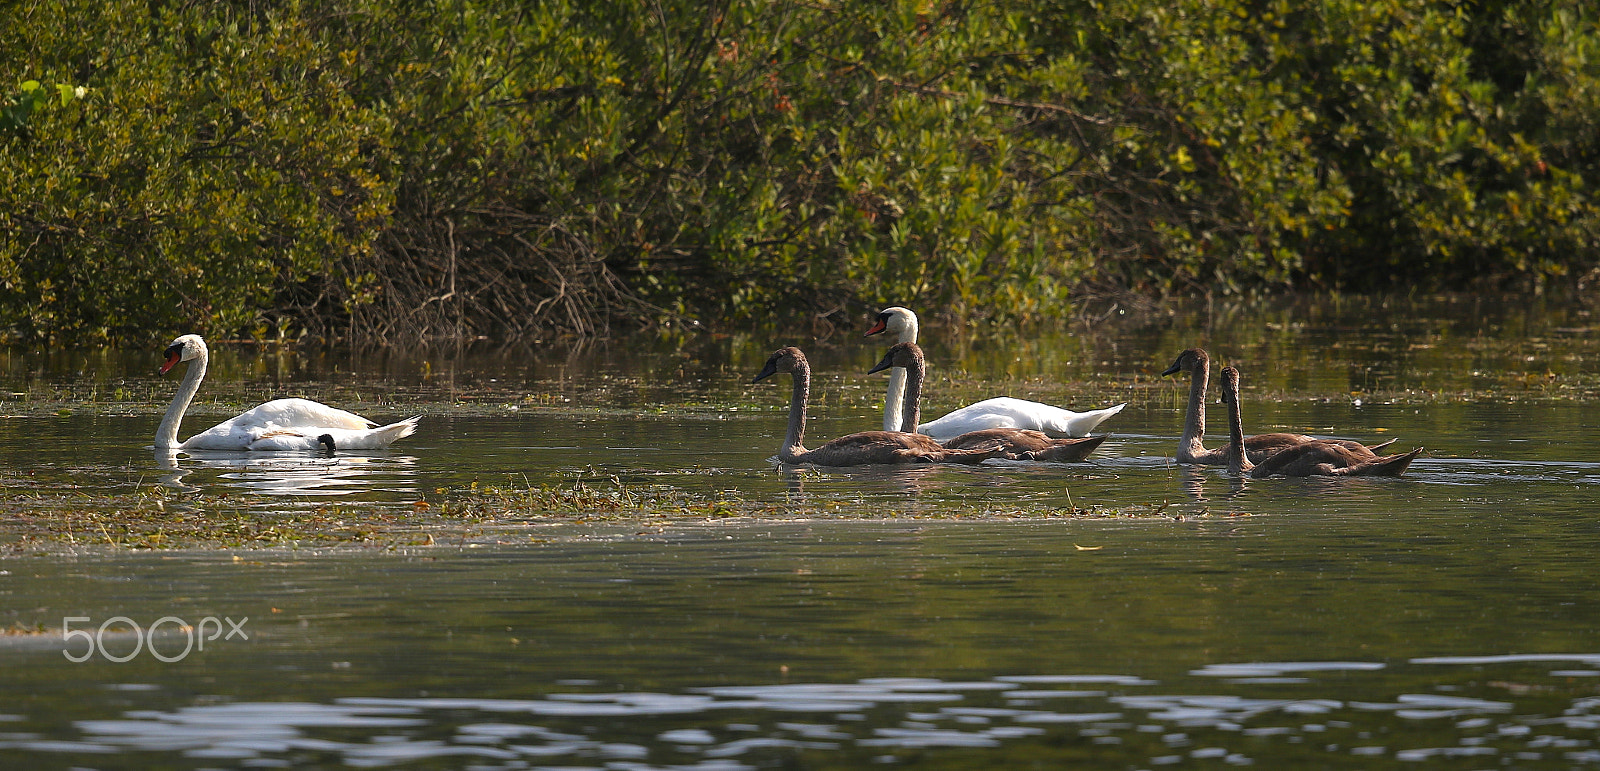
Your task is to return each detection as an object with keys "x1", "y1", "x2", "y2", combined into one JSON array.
[{"x1": 1, "y1": 0, "x2": 1596, "y2": 344}]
